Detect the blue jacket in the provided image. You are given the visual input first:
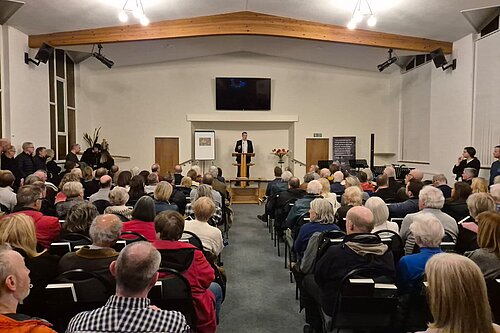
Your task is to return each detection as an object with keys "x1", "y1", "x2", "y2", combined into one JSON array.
[
  {"x1": 397, "y1": 247, "x2": 442, "y2": 294},
  {"x1": 388, "y1": 198, "x2": 419, "y2": 219},
  {"x1": 284, "y1": 194, "x2": 319, "y2": 229},
  {"x1": 294, "y1": 222, "x2": 339, "y2": 261}
]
